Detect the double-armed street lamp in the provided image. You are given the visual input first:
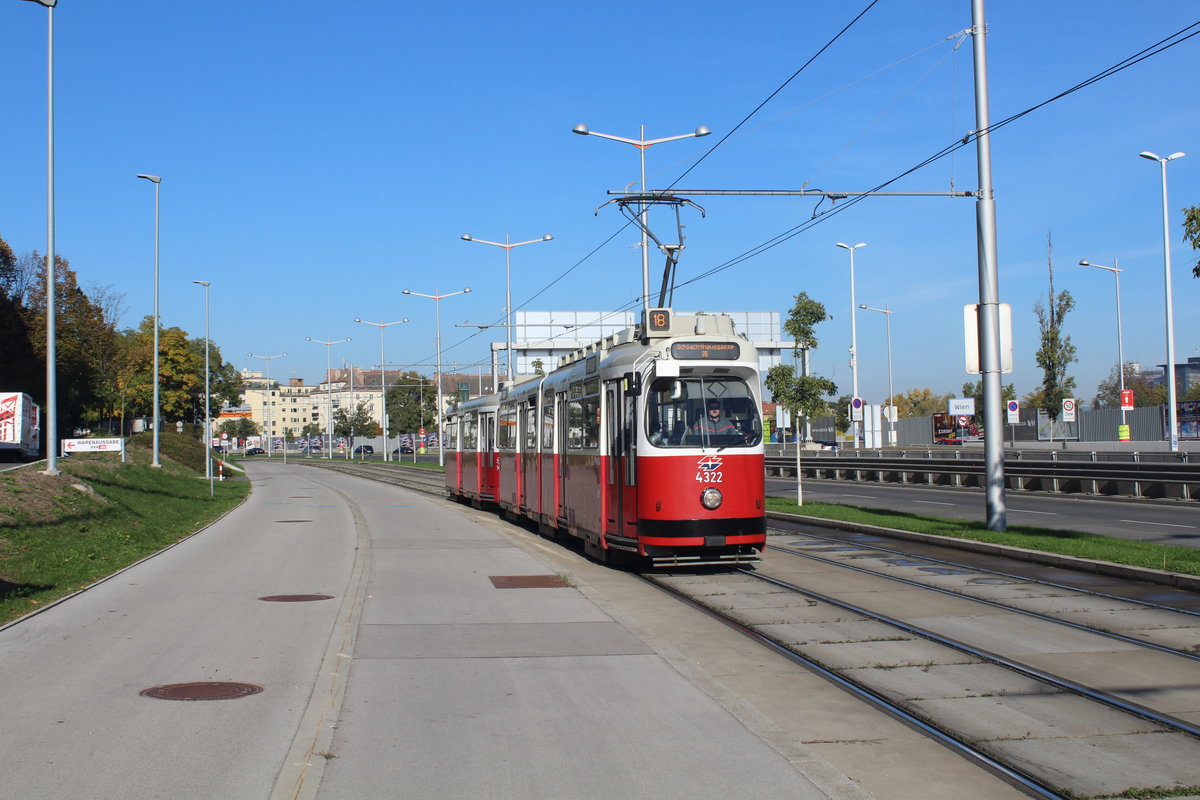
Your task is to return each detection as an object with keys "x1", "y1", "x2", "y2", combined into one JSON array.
[
  {"x1": 19, "y1": 0, "x2": 59, "y2": 473},
  {"x1": 192, "y1": 281, "x2": 212, "y2": 492},
  {"x1": 248, "y1": 352, "x2": 286, "y2": 456},
  {"x1": 137, "y1": 173, "x2": 163, "y2": 467},
  {"x1": 1078, "y1": 259, "x2": 1127, "y2": 436},
  {"x1": 836, "y1": 242, "x2": 866, "y2": 448},
  {"x1": 859, "y1": 304, "x2": 894, "y2": 447},
  {"x1": 402, "y1": 287, "x2": 471, "y2": 467},
  {"x1": 1138, "y1": 150, "x2": 1186, "y2": 452},
  {"x1": 572, "y1": 123, "x2": 710, "y2": 315},
  {"x1": 305, "y1": 337, "x2": 350, "y2": 459},
  {"x1": 353, "y1": 317, "x2": 408, "y2": 461},
  {"x1": 460, "y1": 233, "x2": 552, "y2": 387}
]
